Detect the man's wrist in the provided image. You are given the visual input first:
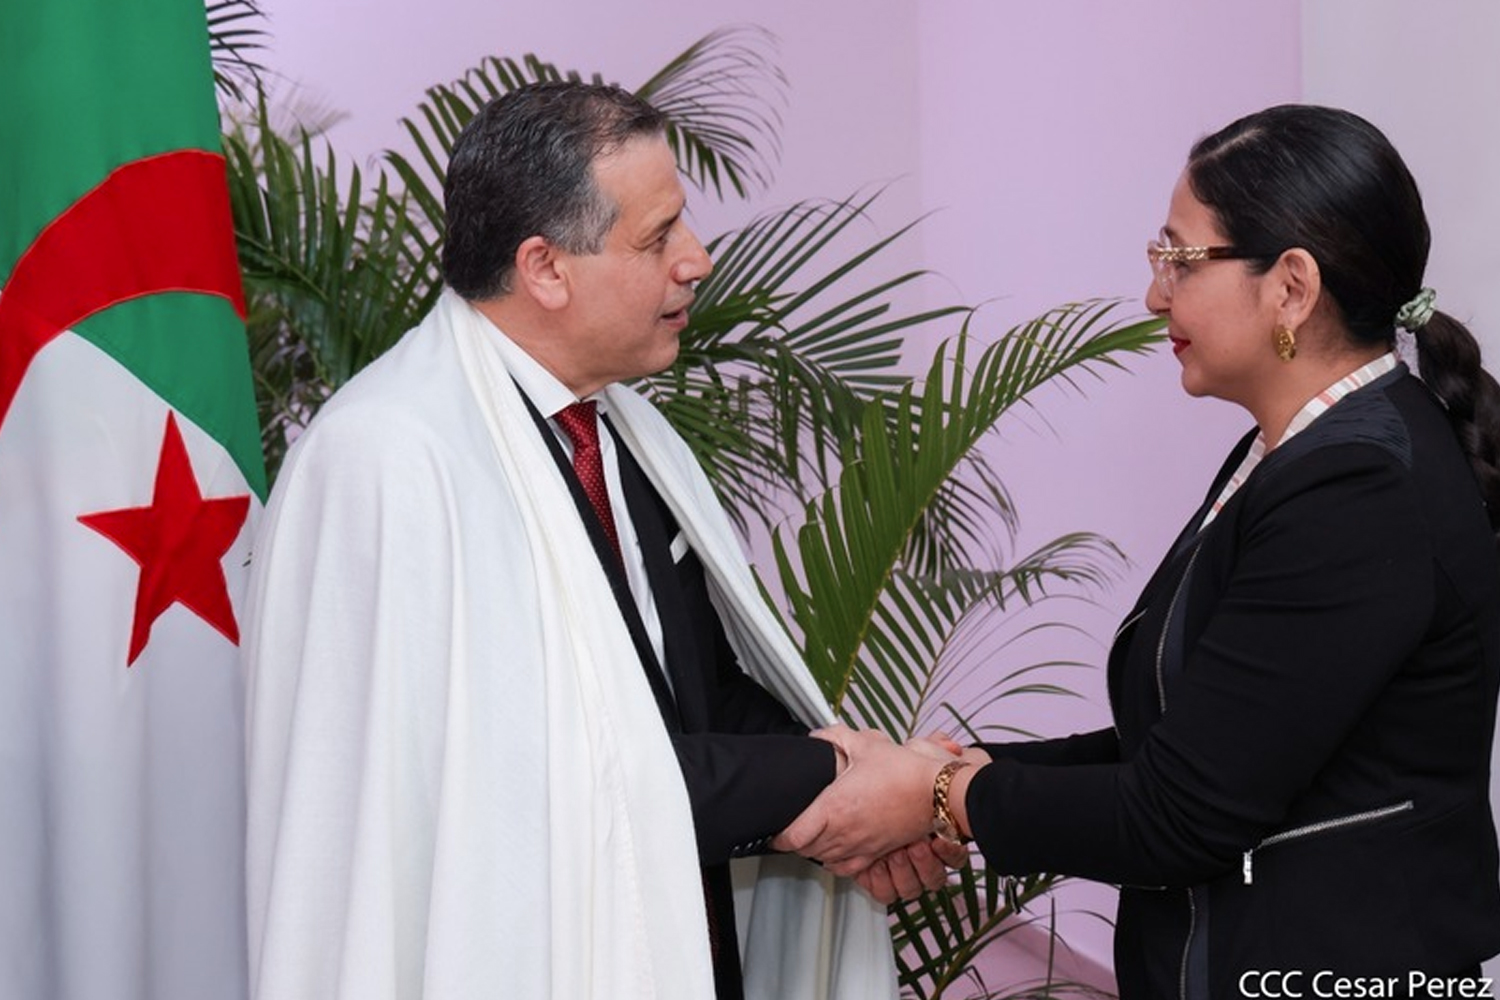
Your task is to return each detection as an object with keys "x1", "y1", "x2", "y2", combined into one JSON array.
[{"x1": 830, "y1": 741, "x2": 849, "y2": 776}]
